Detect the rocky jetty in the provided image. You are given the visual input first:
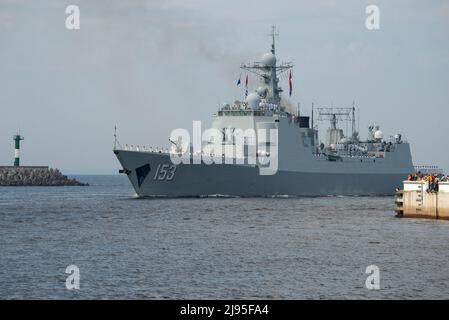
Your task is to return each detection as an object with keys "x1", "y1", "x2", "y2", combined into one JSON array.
[{"x1": 0, "y1": 167, "x2": 88, "y2": 186}]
